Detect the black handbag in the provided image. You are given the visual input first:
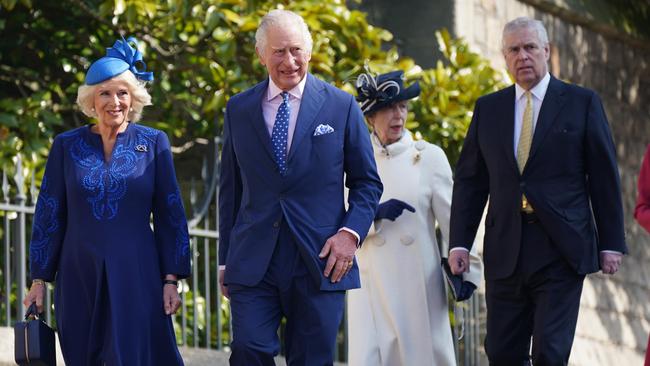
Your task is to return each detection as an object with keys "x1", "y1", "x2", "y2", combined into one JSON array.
[{"x1": 14, "y1": 302, "x2": 56, "y2": 366}]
